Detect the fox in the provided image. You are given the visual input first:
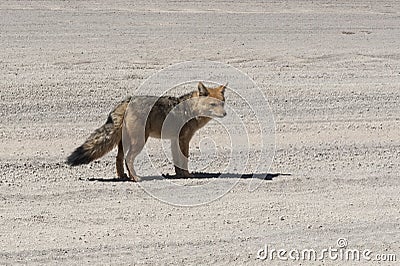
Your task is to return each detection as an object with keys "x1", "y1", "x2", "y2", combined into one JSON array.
[{"x1": 67, "y1": 82, "x2": 227, "y2": 181}]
